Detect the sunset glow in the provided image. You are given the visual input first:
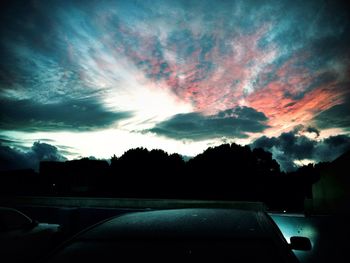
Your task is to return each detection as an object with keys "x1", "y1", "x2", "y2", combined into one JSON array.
[{"x1": 1, "y1": 0, "x2": 349, "y2": 171}]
